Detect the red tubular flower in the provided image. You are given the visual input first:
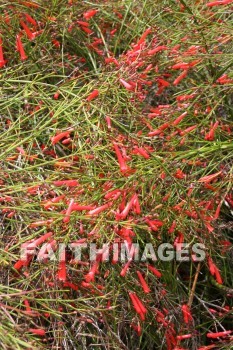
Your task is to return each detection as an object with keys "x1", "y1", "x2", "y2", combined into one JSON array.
[
  {"x1": 136, "y1": 27, "x2": 152, "y2": 45},
  {"x1": 83, "y1": 9, "x2": 98, "y2": 20},
  {"x1": 174, "y1": 232, "x2": 184, "y2": 249},
  {"x1": 53, "y1": 179, "x2": 79, "y2": 187},
  {"x1": 20, "y1": 20, "x2": 36, "y2": 40},
  {"x1": 165, "y1": 325, "x2": 177, "y2": 350},
  {"x1": 105, "y1": 115, "x2": 112, "y2": 129},
  {"x1": 71, "y1": 204, "x2": 95, "y2": 211},
  {"x1": 86, "y1": 89, "x2": 99, "y2": 101},
  {"x1": 29, "y1": 219, "x2": 53, "y2": 228},
  {"x1": 174, "y1": 168, "x2": 186, "y2": 179},
  {"x1": 52, "y1": 39, "x2": 60, "y2": 48},
  {"x1": 29, "y1": 328, "x2": 46, "y2": 336},
  {"x1": 147, "y1": 46, "x2": 167, "y2": 55},
  {"x1": 105, "y1": 56, "x2": 119, "y2": 66},
  {"x1": 16, "y1": 35, "x2": 27, "y2": 61},
  {"x1": 173, "y1": 112, "x2": 187, "y2": 126},
  {"x1": 130, "y1": 322, "x2": 142, "y2": 336},
  {"x1": 129, "y1": 292, "x2": 143, "y2": 315},
  {"x1": 113, "y1": 141, "x2": 131, "y2": 175},
  {"x1": 179, "y1": 125, "x2": 197, "y2": 136},
  {"x1": 172, "y1": 62, "x2": 190, "y2": 70},
  {"x1": 198, "y1": 171, "x2": 222, "y2": 184},
  {"x1": 87, "y1": 202, "x2": 112, "y2": 216},
  {"x1": 157, "y1": 78, "x2": 170, "y2": 87},
  {"x1": 173, "y1": 70, "x2": 188, "y2": 85},
  {"x1": 168, "y1": 220, "x2": 176, "y2": 234},
  {"x1": 63, "y1": 198, "x2": 75, "y2": 223},
  {"x1": 213, "y1": 202, "x2": 221, "y2": 220},
  {"x1": 176, "y1": 334, "x2": 192, "y2": 340},
  {"x1": 77, "y1": 20, "x2": 90, "y2": 27},
  {"x1": 104, "y1": 189, "x2": 121, "y2": 200},
  {"x1": 181, "y1": 304, "x2": 192, "y2": 323},
  {"x1": 37, "y1": 239, "x2": 57, "y2": 262},
  {"x1": 148, "y1": 128, "x2": 162, "y2": 136},
  {"x1": 132, "y1": 146, "x2": 150, "y2": 159},
  {"x1": 119, "y1": 78, "x2": 134, "y2": 91},
  {"x1": 205, "y1": 121, "x2": 219, "y2": 141},
  {"x1": 206, "y1": 330, "x2": 232, "y2": 338},
  {"x1": 51, "y1": 129, "x2": 73, "y2": 144},
  {"x1": 85, "y1": 261, "x2": 99, "y2": 282},
  {"x1": 208, "y1": 257, "x2": 223, "y2": 284},
  {"x1": 145, "y1": 218, "x2": 163, "y2": 231},
  {"x1": 24, "y1": 299, "x2": 32, "y2": 314},
  {"x1": 148, "y1": 122, "x2": 170, "y2": 136},
  {"x1": 30, "y1": 232, "x2": 53, "y2": 247},
  {"x1": 14, "y1": 260, "x2": 27, "y2": 270},
  {"x1": 156, "y1": 312, "x2": 168, "y2": 326},
  {"x1": 57, "y1": 261, "x2": 66, "y2": 281},
  {"x1": 136, "y1": 271, "x2": 151, "y2": 293},
  {"x1": 120, "y1": 260, "x2": 132, "y2": 277},
  {"x1": 116, "y1": 194, "x2": 136, "y2": 220},
  {"x1": 80, "y1": 26, "x2": 93, "y2": 35},
  {"x1": 216, "y1": 73, "x2": 233, "y2": 84},
  {"x1": 176, "y1": 94, "x2": 196, "y2": 102},
  {"x1": 147, "y1": 265, "x2": 162, "y2": 278},
  {"x1": 226, "y1": 195, "x2": 233, "y2": 208},
  {"x1": 42, "y1": 195, "x2": 65, "y2": 209},
  {"x1": 14, "y1": 232, "x2": 53, "y2": 270},
  {"x1": 63, "y1": 281, "x2": 79, "y2": 291},
  {"x1": 19, "y1": 1, "x2": 39, "y2": 8},
  {"x1": 24, "y1": 13, "x2": 37, "y2": 26},
  {"x1": 0, "y1": 36, "x2": 6, "y2": 68},
  {"x1": 133, "y1": 194, "x2": 141, "y2": 214},
  {"x1": 129, "y1": 292, "x2": 147, "y2": 321},
  {"x1": 206, "y1": 0, "x2": 233, "y2": 7}
]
